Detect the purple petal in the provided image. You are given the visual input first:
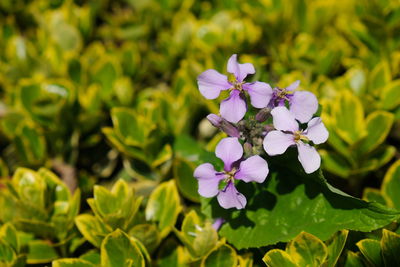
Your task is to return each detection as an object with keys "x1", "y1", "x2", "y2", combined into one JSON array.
[
  {"x1": 263, "y1": 130, "x2": 295, "y2": 155},
  {"x1": 197, "y1": 69, "x2": 231, "y2": 99},
  {"x1": 234, "y1": 155, "x2": 269, "y2": 183},
  {"x1": 212, "y1": 218, "x2": 225, "y2": 230},
  {"x1": 227, "y1": 54, "x2": 255, "y2": 82},
  {"x1": 220, "y1": 90, "x2": 247, "y2": 123},
  {"x1": 297, "y1": 142, "x2": 321, "y2": 174},
  {"x1": 194, "y1": 163, "x2": 225, "y2": 197},
  {"x1": 305, "y1": 117, "x2": 329, "y2": 144},
  {"x1": 243, "y1": 82, "x2": 273, "y2": 108},
  {"x1": 271, "y1": 106, "x2": 299, "y2": 132},
  {"x1": 289, "y1": 91, "x2": 318, "y2": 123},
  {"x1": 286, "y1": 80, "x2": 300, "y2": 91},
  {"x1": 217, "y1": 182, "x2": 247, "y2": 209},
  {"x1": 215, "y1": 137, "x2": 243, "y2": 172}
]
